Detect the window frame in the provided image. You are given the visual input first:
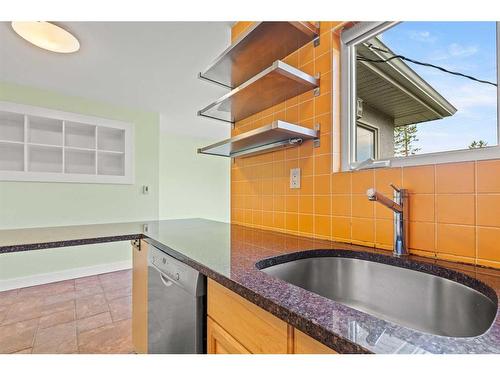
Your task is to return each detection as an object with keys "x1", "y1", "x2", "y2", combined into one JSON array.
[
  {"x1": 340, "y1": 21, "x2": 500, "y2": 171},
  {"x1": 356, "y1": 119, "x2": 379, "y2": 161}
]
